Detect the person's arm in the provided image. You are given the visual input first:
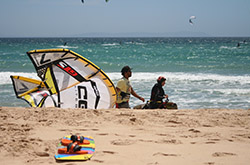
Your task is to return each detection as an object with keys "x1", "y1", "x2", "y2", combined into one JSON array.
[
  {"x1": 116, "y1": 87, "x2": 121, "y2": 92},
  {"x1": 152, "y1": 86, "x2": 168, "y2": 101},
  {"x1": 162, "y1": 88, "x2": 168, "y2": 99},
  {"x1": 131, "y1": 87, "x2": 145, "y2": 102}
]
